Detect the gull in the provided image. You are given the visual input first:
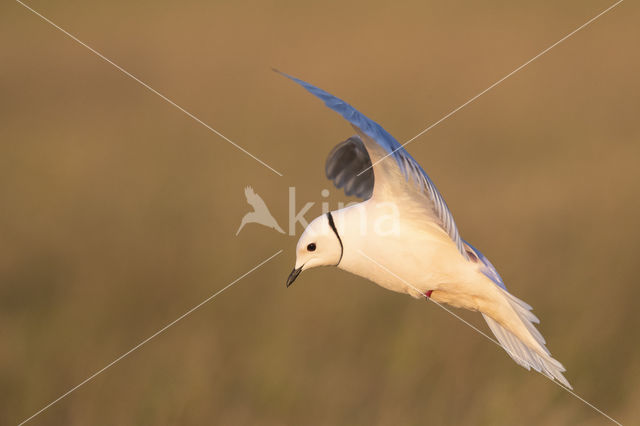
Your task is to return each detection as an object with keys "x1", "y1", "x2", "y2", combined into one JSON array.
[
  {"x1": 236, "y1": 186, "x2": 285, "y2": 235},
  {"x1": 280, "y1": 71, "x2": 571, "y2": 389}
]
